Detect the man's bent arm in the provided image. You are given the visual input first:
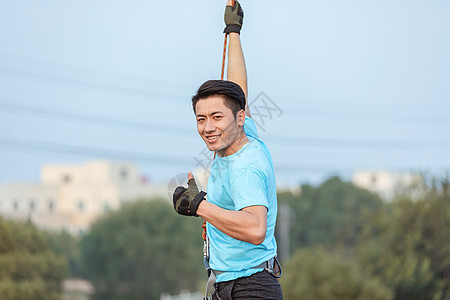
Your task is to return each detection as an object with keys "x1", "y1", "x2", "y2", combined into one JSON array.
[
  {"x1": 227, "y1": 32, "x2": 251, "y2": 117},
  {"x1": 197, "y1": 201, "x2": 267, "y2": 245}
]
